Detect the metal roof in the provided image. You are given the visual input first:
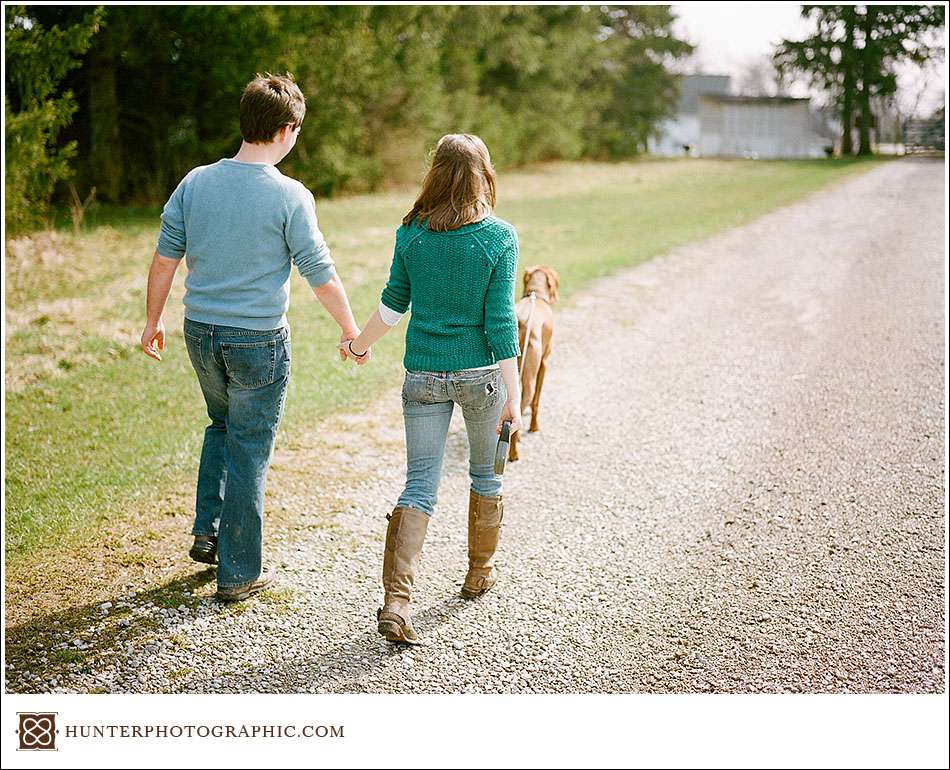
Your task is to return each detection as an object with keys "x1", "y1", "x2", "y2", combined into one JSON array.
[
  {"x1": 700, "y1": 95, "x2": 811, "y2": 105},
  {"x1": 676, "y1": 74, "x2": 731, "y2": 114}
]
